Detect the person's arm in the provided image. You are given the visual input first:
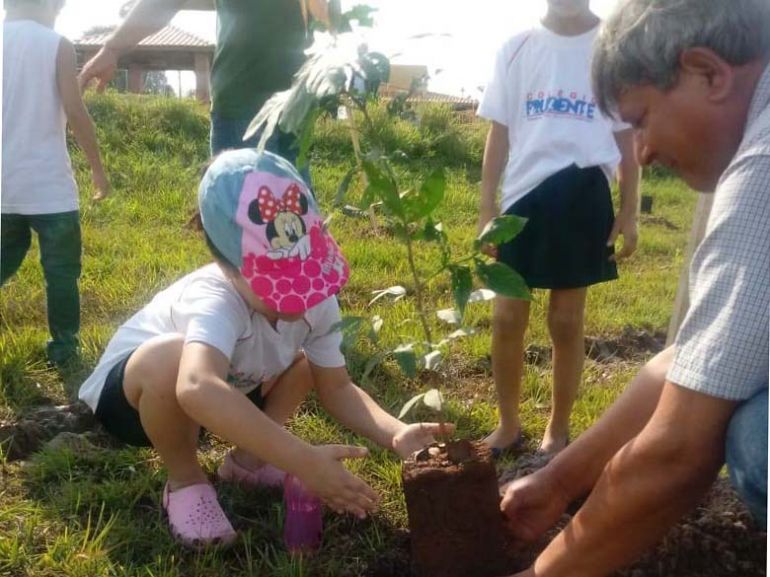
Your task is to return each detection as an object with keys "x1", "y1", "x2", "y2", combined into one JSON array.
[
  {"x1": 175, "y1": 342, "x2": 379, "y2": 518},
  {"x1": 607, "y1": 128, "x2": 640, "y2": 260},
  {"x1": 56, "y1": 38, "x2": 110, "y2": 200},
  {"x1": 478, "y1": 120, "x2": 509, "y2": 257},
  {"x1": 502, "y1": 347, "x2": 674, "y2": 541},
  {"x1": 515, "y1": 382, "x2": 737, "y2": 577},
  {"x1": 78, "y1": 0, "x2": 186, "y2": 91},
  {"x1": 310, "y1": 364, "x2": 450, "y2": 458}
]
